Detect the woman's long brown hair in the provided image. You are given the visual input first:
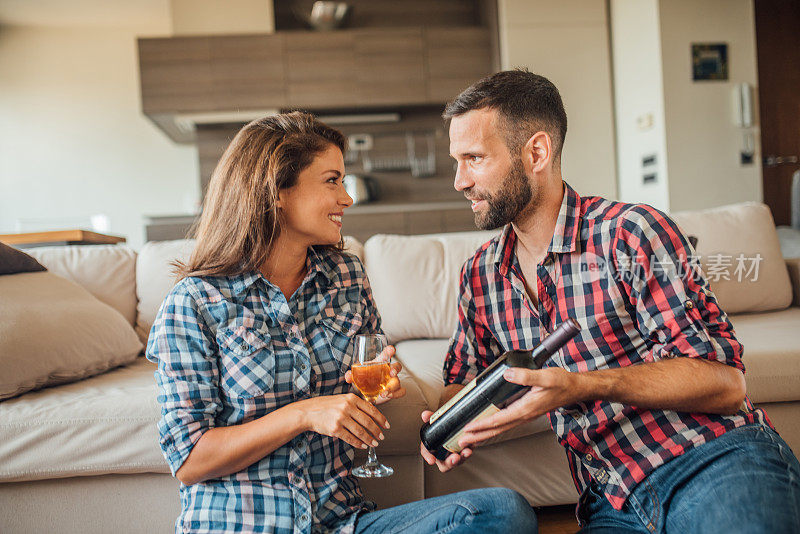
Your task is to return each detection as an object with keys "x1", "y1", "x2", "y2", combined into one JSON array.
[{"x1": 174, "y1": 112, "x2": 346, "y2": 279}]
